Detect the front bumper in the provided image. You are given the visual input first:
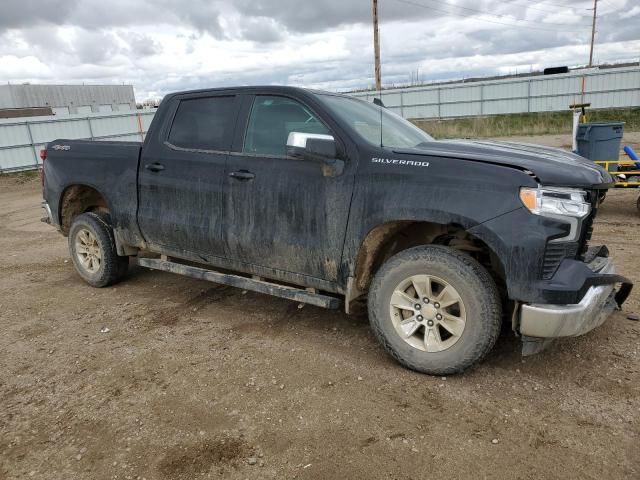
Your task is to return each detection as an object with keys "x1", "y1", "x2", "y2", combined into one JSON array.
[{"x1": 519, "y1": 255, "x2": 632, "y2": 339}]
